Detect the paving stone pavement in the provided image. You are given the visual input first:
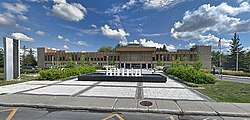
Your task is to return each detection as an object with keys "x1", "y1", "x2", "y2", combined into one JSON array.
[
  {"x1": 24, "y1": 85, "x2": 89, "y2": 96},
  {"x1": 0, "y1": 77, "x2": 205, "y2": 101},
  {"x1": 79, "y1": 86, "x2": 137, "y2": 98}
]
